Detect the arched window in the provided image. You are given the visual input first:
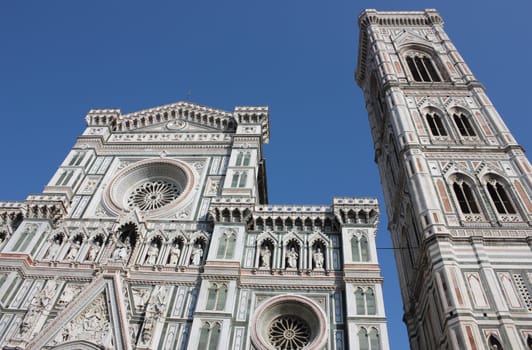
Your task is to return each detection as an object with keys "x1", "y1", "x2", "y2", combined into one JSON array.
[
  {"x1": 426, "y1": 113, "x2": 447, "y2": 136},
  {"x1": 360, "y1": 236, "x2": 369, "y2": 262},
  {"x1": 351, "y1": 236, "x2": 360, "y2": 261},
  {"x1": 453, "y1": 113, "x2": 476, "y2": 137},
  {"x1": 486, "y1": 179, "x2": 516, "y2": 214},
  {"x1": 235, "y1": 151, "x2": 243, "y2": 166},
  {"x1": 239, "y1": 171, "x2": 247, "y2": 187},
  {"x1": 56, "y1": 170, "x2": 74, "y2": 186},
  {"x1": 199, "y1": 322, "x2": 221, "y2": 349},
  {"x1": 231, "y1": 172, "x2": 240, "y2": 187},
  {"x1": 369, "y1": 328, "x2": 380, "y2": 350},
  {"x1": 452, "y1": 180, "x2": 480, "y2": 214},
  {"x1": 488, "y1": 334, "x2": 503, "y2": 350},
  {"x1": 243, "y1": 152, "x2": 251, "y2": 166},
  {"x1": 352, "y1": 235, "x2": 370, "y2": 262},
  {"x1": 206, "y1": 283, "x2": 227, "y2": 311},
  {"x1": 406, "y1": 55, "x2": 442, "y2": 82},
  {"x1": 356, "y1": 288, "x2": 365, "y2": 314},
  {"x1": 366, "y1": 288, "x2": 376, "y2": 315},
  {"x1": 216, "y1": 231, "x2": 236, "y2": 259},
  {"x1": 358, "y1": 328, "x2": 369, "y2": 350},
  {"x1": 355, "y1": 287, "x2": 377, "y2": 315}
]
